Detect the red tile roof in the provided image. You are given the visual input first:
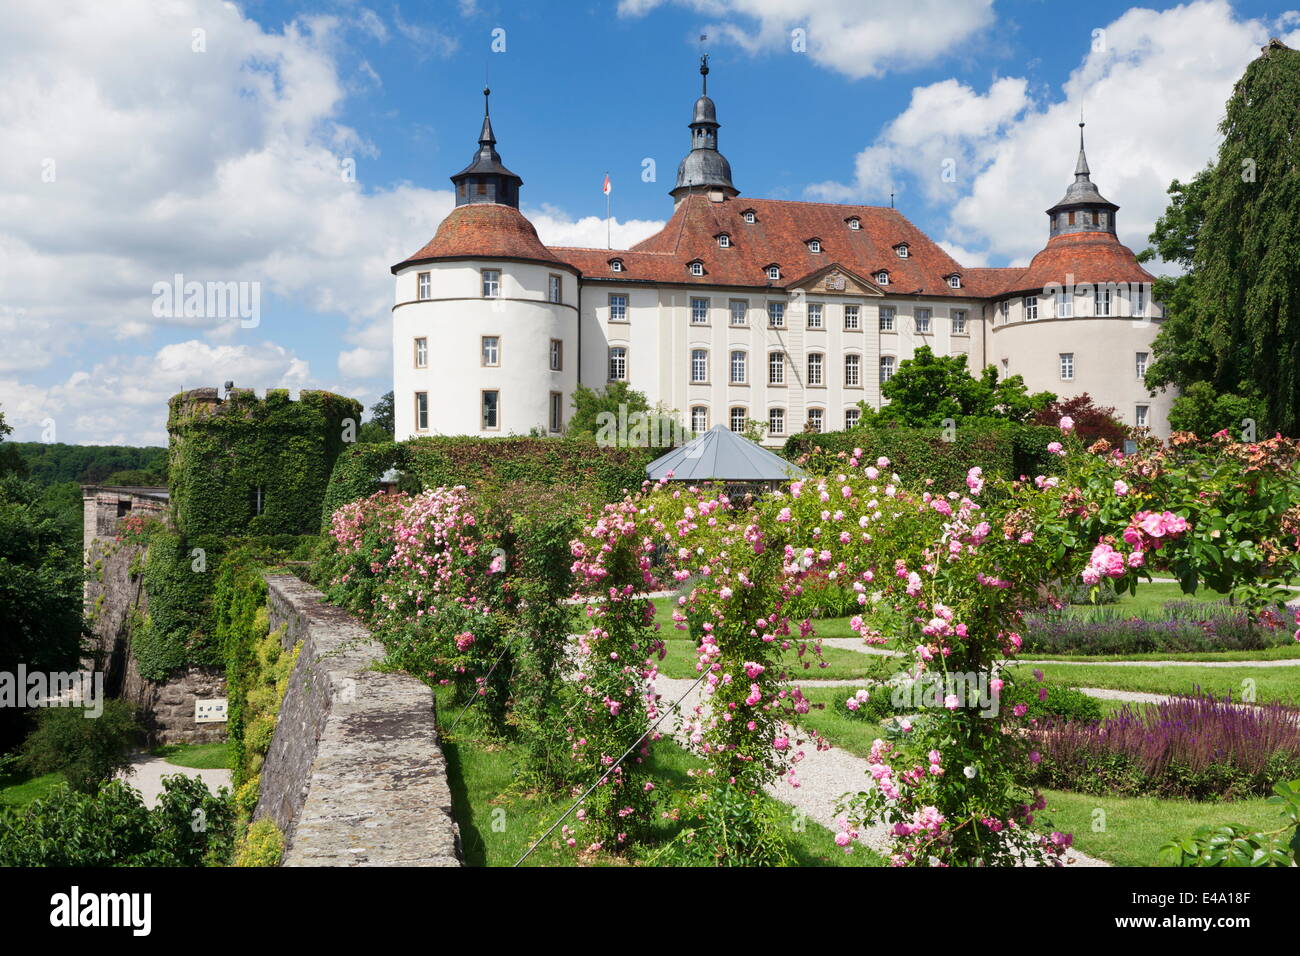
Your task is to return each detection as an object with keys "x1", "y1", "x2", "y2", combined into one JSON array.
[
  {"x1": 550, "y1": 195, "x2": 981, "y2": 297},
  {"x1": 967, "y1": 232, "x2": 1154, "y2": 298},
  {"x1": 393, "y1": 203, "x2": 575, "y2": 272}
]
